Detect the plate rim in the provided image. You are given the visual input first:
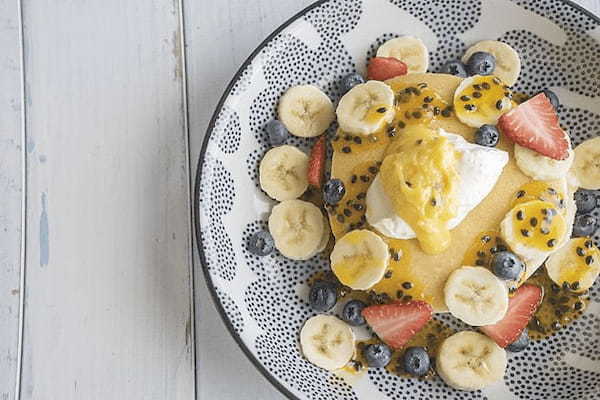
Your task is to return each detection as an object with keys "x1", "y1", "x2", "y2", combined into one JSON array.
[{"x1": 193, "y1": 1, "x2": 600, "y2": 399}]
